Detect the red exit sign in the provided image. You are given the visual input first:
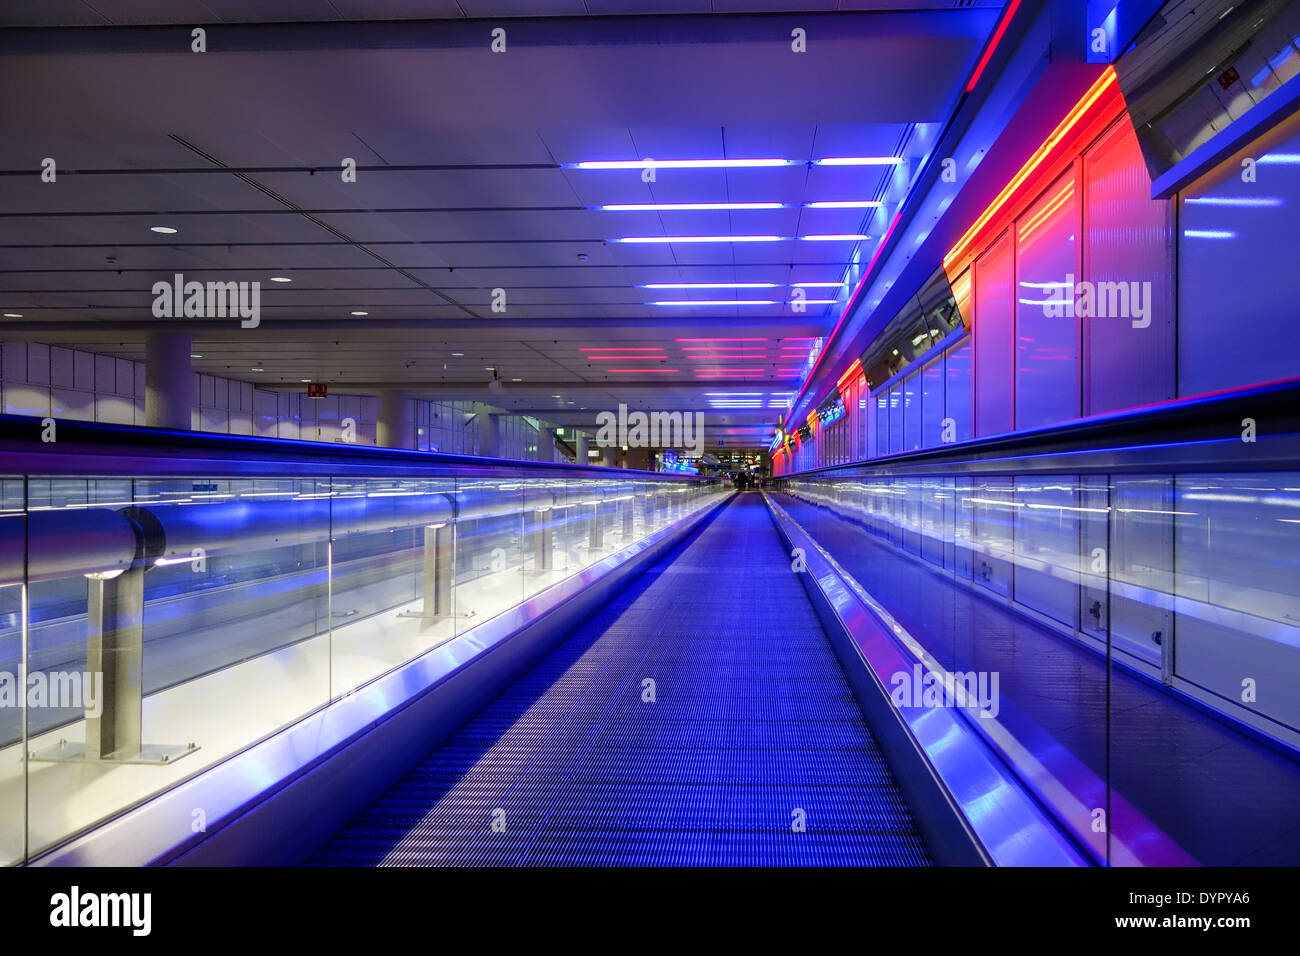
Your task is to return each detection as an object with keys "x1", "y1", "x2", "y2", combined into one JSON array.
[{"x1": 306, "y1": 383, "x2": 328, "y2": 399}]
